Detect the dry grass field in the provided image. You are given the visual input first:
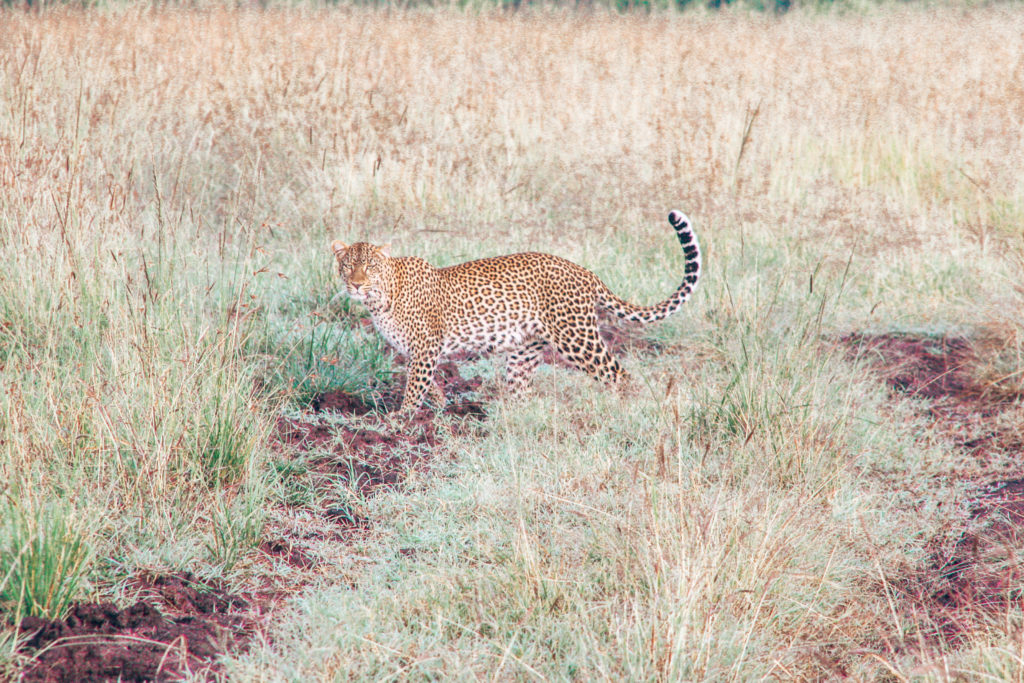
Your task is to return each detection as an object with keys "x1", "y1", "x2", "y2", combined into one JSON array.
[{"x1": 1, "y1": 3, "x2": 1023, "y2": 680}]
